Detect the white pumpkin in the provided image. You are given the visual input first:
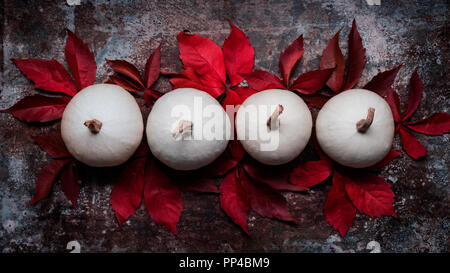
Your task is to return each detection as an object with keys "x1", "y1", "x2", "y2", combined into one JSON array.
[
  {"x1": 315, "y1": 89, "x2": 395, "y2": 168},
  {"x1": 235, "y1": 89, "x2": 312, "y2": 165},
  {"x1": 61, "y1": 84, "x2": 144, "y2": 167},
  {"x1": 146, "y1": 88, "x2": 231, "y2": 171}
]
